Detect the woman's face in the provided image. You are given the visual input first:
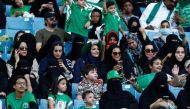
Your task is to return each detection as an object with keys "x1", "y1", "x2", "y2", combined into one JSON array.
[
  {"x1": 144, "y1": 45, "x2": 155, "y2": 60},
  {"x1": 123, "y1": 1, "x2": 133, "y2": 13},
  {"x1": 111, "y1": 47, "x2": 121, "y2": 61},
  {"x1": 91, "y1": 11, "x2": 101, "y2": 24},
  {"x1": 90, "y1": 45, "x2": 99, "y2": 58},
  {"x1": 150, "y1": 59, "x2": 162, "y2": 72},
  {"x1": 161, "y1": 22, "x2": 170, "y2": 28},
  {"x1": 53, "y1": 45, "x2": 63, "y2": 59},
  {"x1": 18, "y1": 42, "x2": 28, "y2": 56},
  {"x1": 108, "y1": 36, "x2": 117, "y2": 45},
  {"x1": 175, "y1": 46, "x2": 185, "y2": 62},
  {"x1": 127, "y1": 39, "x2": 137, "y2": 49}
]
